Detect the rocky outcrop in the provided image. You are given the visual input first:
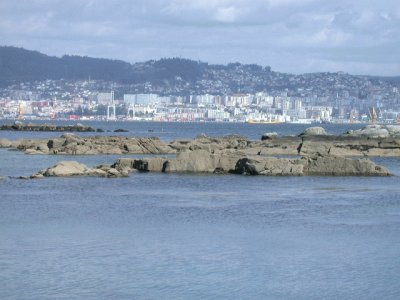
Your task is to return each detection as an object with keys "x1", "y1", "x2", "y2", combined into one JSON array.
[
  {"x1": 4, "y1": 125, "x2": 400, "y2": 157},
  {"x1": 234, "y1": 157, "x2": 305, "y2": 175},
  {"x1": 345, "y1": 124, "x2": 400, "y2": 138},
  {"x1": 30, "y1": 161, "x2": 128, "y2": 178},
  {"x1": 253, "y1": 136, "x2": 301, "y2": 156},
  {"x1": 9, "y1": 134, "x2": 174, "y2": 155},
  {"x1": 0, "y1": 121, "x2": 99, "y2": 132},
  {"x1": 169, "y1": 135, "x2": 252, "y2": 153},
  {"x1": 302, "y1": 155, "x2": 390, "y2": 176},
  {"x1": 164, "y1": 149, "x2": 244, "y2": 173},
  {"x1": 107, "y1": 149, "x2": 392, "y2": 176},
  {"x1": 29, "y1": 147, "x2": 392, "y2": 179},
  {"x1": 296, "y1": 135, "x2": 400, "y2": 157},
  {"x1": 232, "y1": 155, "x2": 389, "y2": 176}
]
